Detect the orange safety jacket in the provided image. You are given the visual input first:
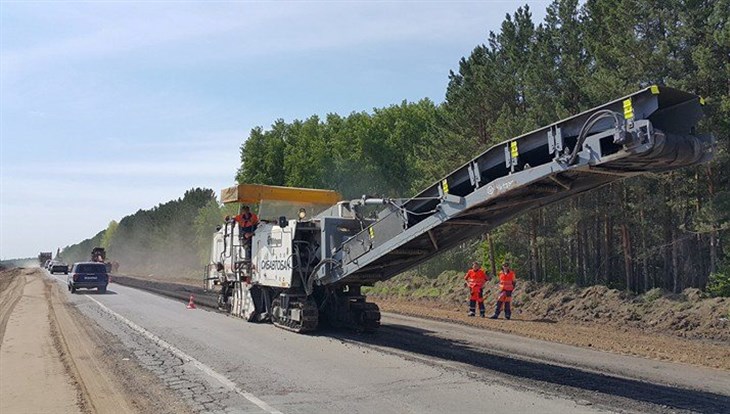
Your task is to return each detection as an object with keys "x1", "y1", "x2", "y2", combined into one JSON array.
[
  {"x1": 464, "y1": 269, "x2": 488, "y2": 289},
  {"x1": 235, "y1": 212, "x2": 259, "y2": 229},
  {"x1": 498, "y1": 270, "x2": 515, "y2": 291}
]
